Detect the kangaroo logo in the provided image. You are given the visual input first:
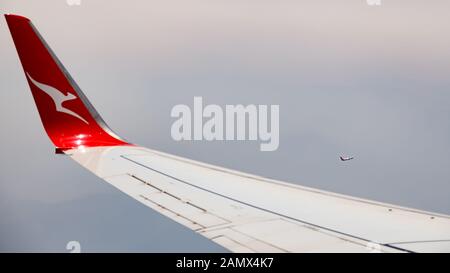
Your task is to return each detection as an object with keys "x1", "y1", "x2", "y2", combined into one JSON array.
[{"x1": 26, "y1": 73, "x2": 89, "y2": 124}]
